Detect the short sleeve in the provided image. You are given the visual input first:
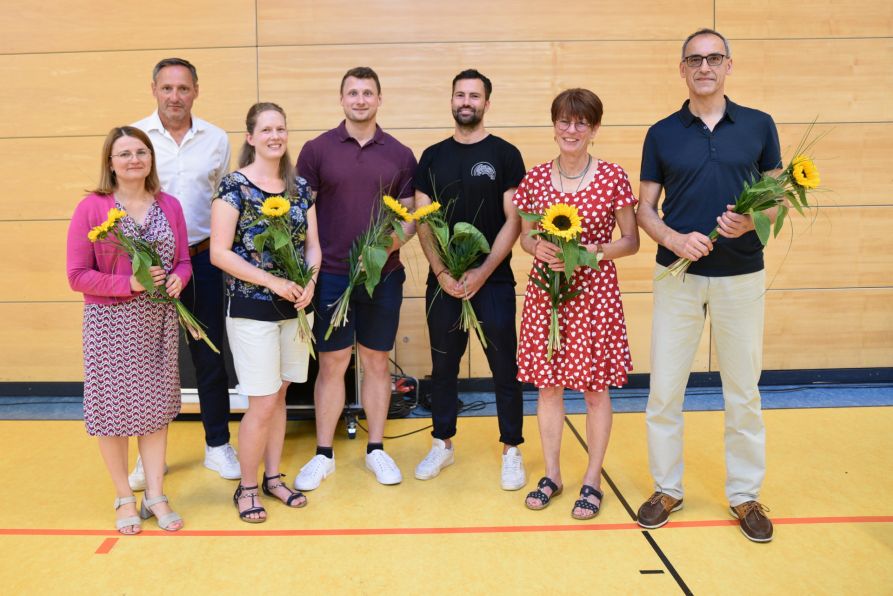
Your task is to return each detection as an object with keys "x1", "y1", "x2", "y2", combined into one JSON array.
[
  {"x1": 296, "y1": 176, "x2": 314, "y2": 209},
  {"x1": 639, "y1": 126, "x2": 664, "y2": 184},
  {"x1": 512, "y1": 169, "x2": 536, "y2": 213},
  {"x1": 759, "y1": 115, "x2": 782, "y2": 172},
  {"x1": 296, "y1": 141, "x2": 320, "y2": 191},
  {"x1": 214, "y1": 173, "x2": 243, "y2": 211},
  {"x1": 413, "y1": 146, "x2": 435, "y2": 198},
  {"x1": 612, "y1": 165, "x2": 638, "y2": 210},
  {"x1": 503, "y1": 144, "x2": 526, "y2": 190},
  {"x1": 397, "y1": 147, "x2": 418, "y2": 199}
]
